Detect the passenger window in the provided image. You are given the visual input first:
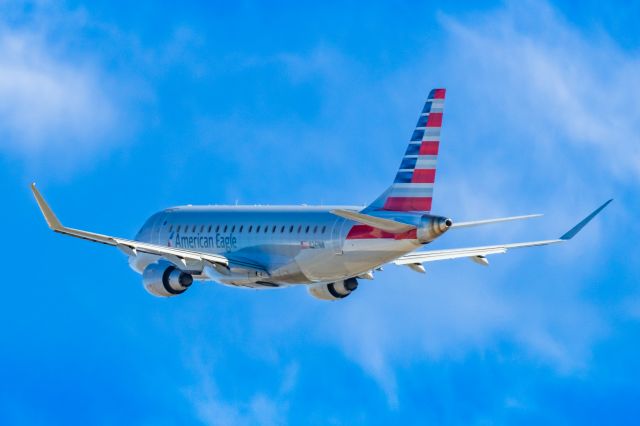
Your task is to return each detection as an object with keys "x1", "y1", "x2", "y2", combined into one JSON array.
[
  {"x1": 224, "y1": 225, "x2": 228, "y2": 232},
  {"x1": 249, "y1": 225, "x2": 253, "y2": 233},
  {"x1": 289, "y1": 225, "x2": 294, "y2": 233},
  {"x1": 297, "y1": 225, "x2": 302, "y2": 233},
  {"x1": 272, "y1": 225, "x2": 277, "y2": 233},
  {"x1": 264, "y1": 226, "x2": 269, "y2": 233},
  {"x1": 231, "y1": 225, "x2": 236, "y2": 232},
  {"x1": 239, "y1": 225, "x2": 244, "y2": 233},
  {"x1": 216, "y1": 225, "x2": 220, "y2": 232},
  {"x1": 200, "y1": 225, "x2": 204, "y2": 233},
  {"x1": 322, "y1": 225, "x2": 326, "y2": 233},
  {"x1": 208, "y1": 225, "x2": 212, "y2": 232},
  {"x1": 280, "y1": 225, "x2": 285, "y2": 233},
  {"x1": 192, "y1": 225, "x2": 196, "y2": 232},
  {"x1": 169, "y1": 225, "x2": 173, "y2": 232},
  {"x1": 256, "y1": 226, "x2": 261, "y2": 232},
  {"x1": 313, "y1": 225, "x2": 318, "y2": 233},
  {"x1": 305, "y1": 226, "x2": 310, "y2": 233},
  {"x1": 177, "y1": 225, "x2": 181, "y2": 232}
]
